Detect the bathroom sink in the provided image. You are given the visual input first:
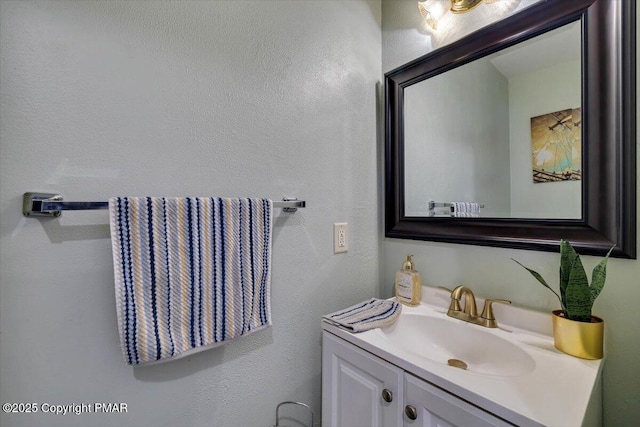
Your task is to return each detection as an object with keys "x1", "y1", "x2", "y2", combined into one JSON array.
[
  {"x1": 322, "y1": 290, "x2": 604, "y2": 427},
  {"x1": 376, "y1": 313, "x2": 535, "y2": 377}
]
